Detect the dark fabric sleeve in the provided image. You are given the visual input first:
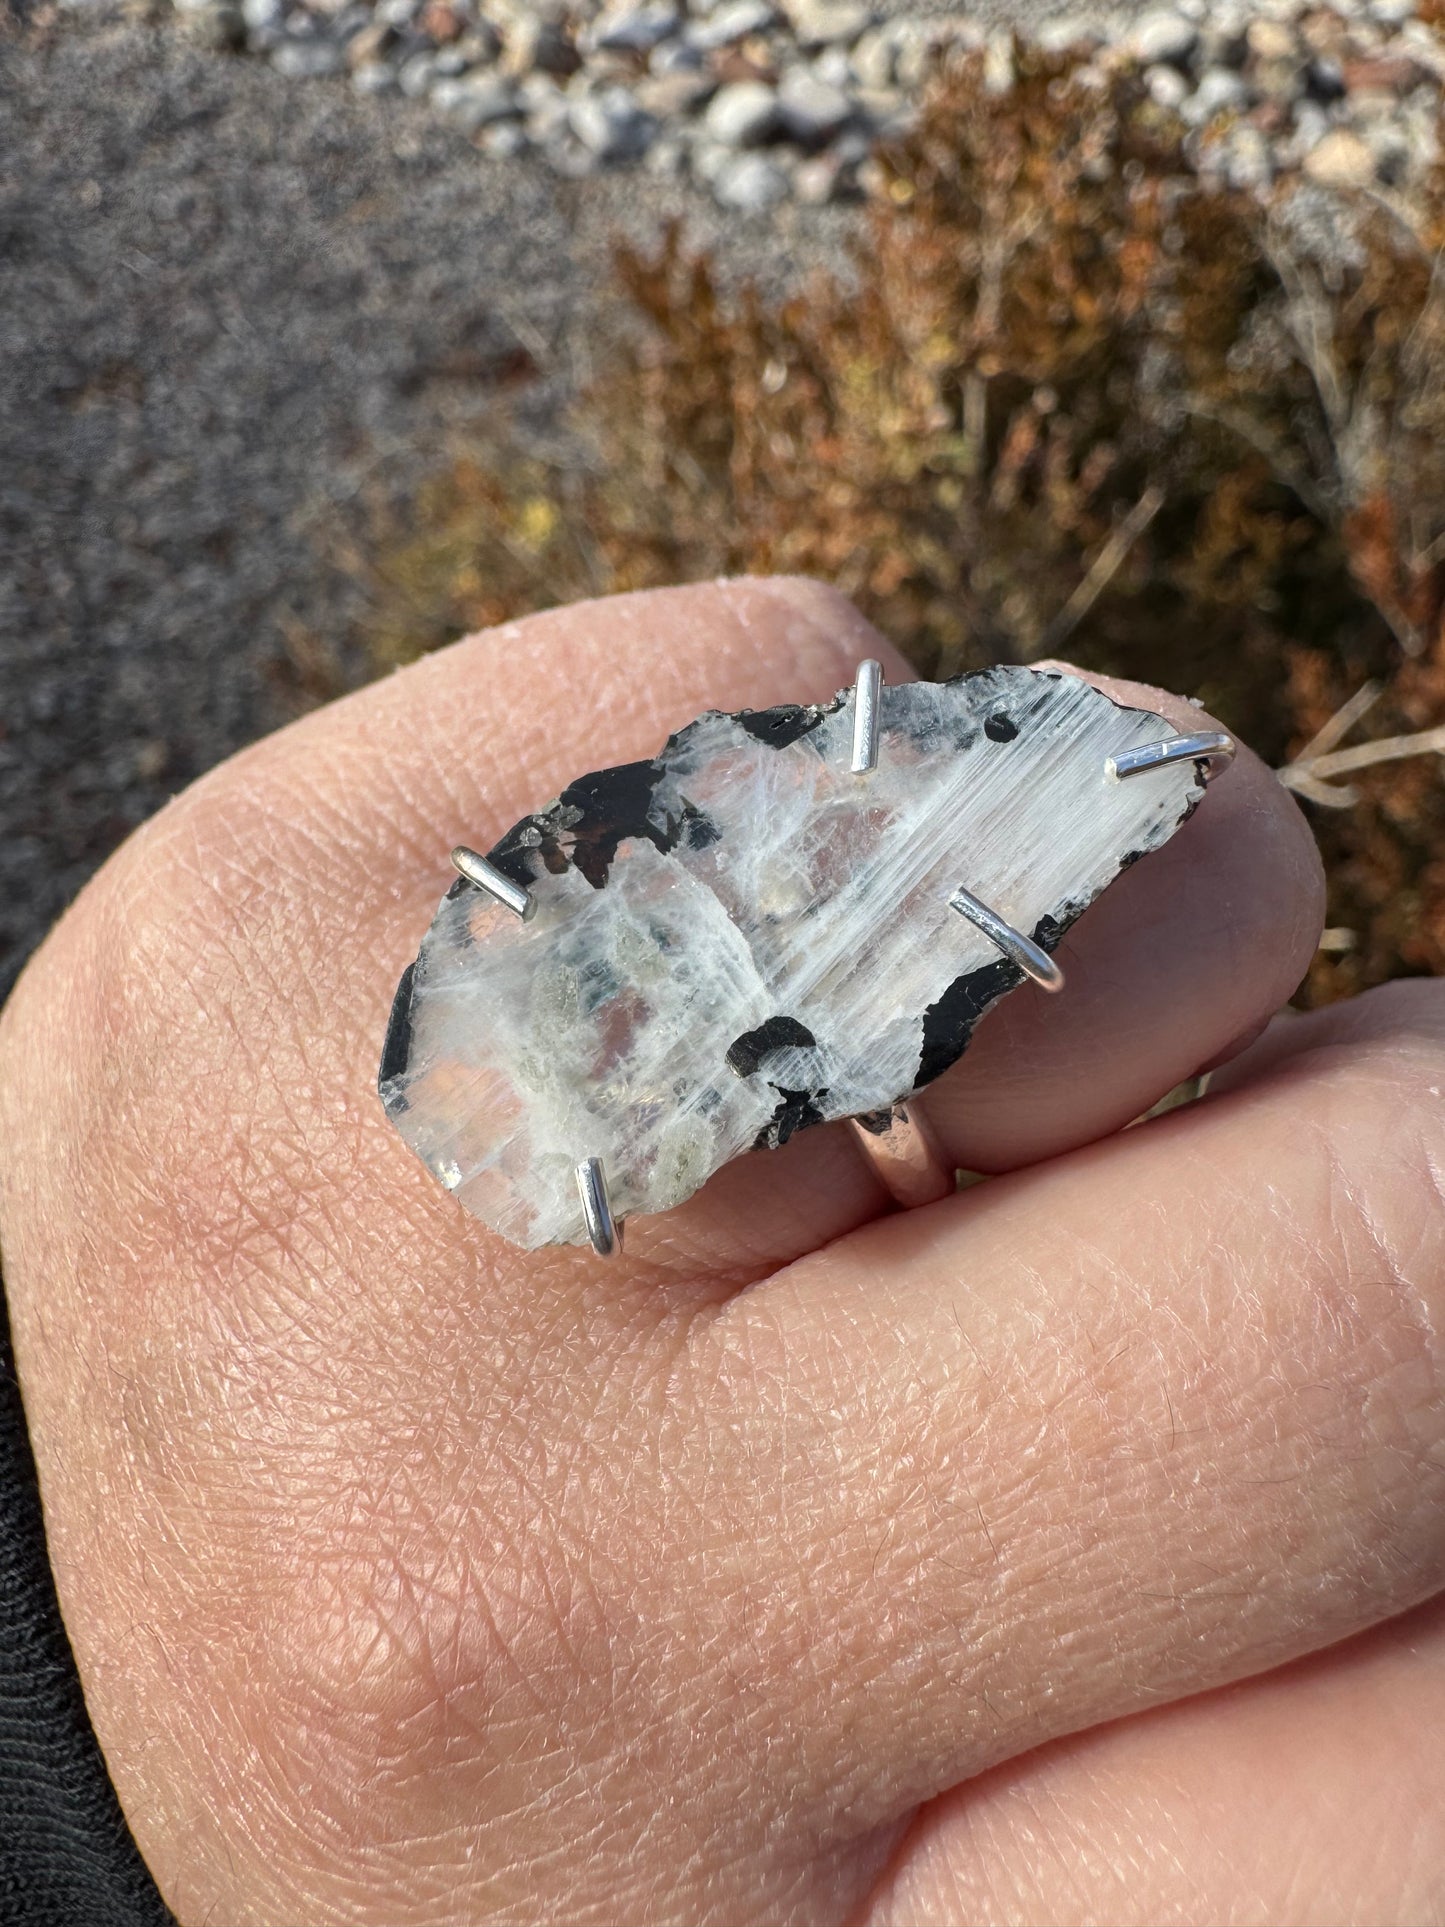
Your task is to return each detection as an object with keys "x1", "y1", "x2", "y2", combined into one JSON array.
[{"x1": 0, "y1": 1273, "x2": 177, "y2": 1927}]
